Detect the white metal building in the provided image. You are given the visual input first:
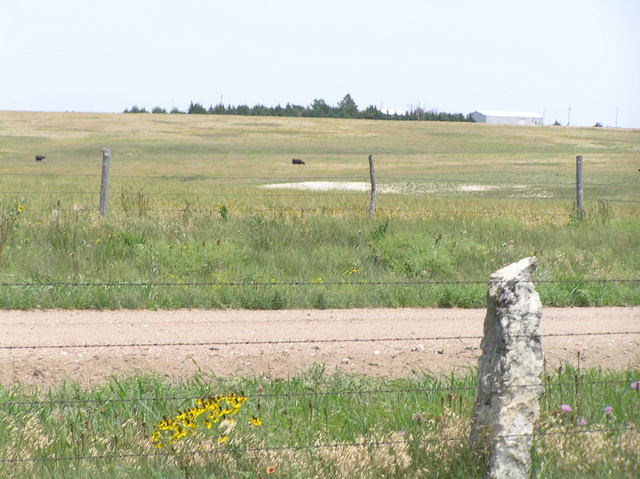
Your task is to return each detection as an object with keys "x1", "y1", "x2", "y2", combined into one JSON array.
[{"x1": 471, "y1": 110, "x2": 543, "y2": 126}]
